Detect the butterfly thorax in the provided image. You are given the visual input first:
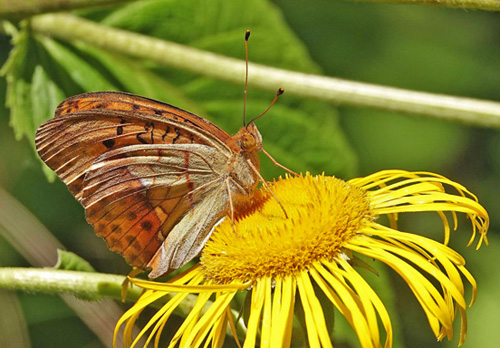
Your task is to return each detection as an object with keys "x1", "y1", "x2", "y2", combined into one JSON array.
[
  {"x1": 233, "y1": 122, "x2": 262, "y2": 171},
  {"x1": 227, "y1": 123, "x2": 262, "y2": 195}
]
